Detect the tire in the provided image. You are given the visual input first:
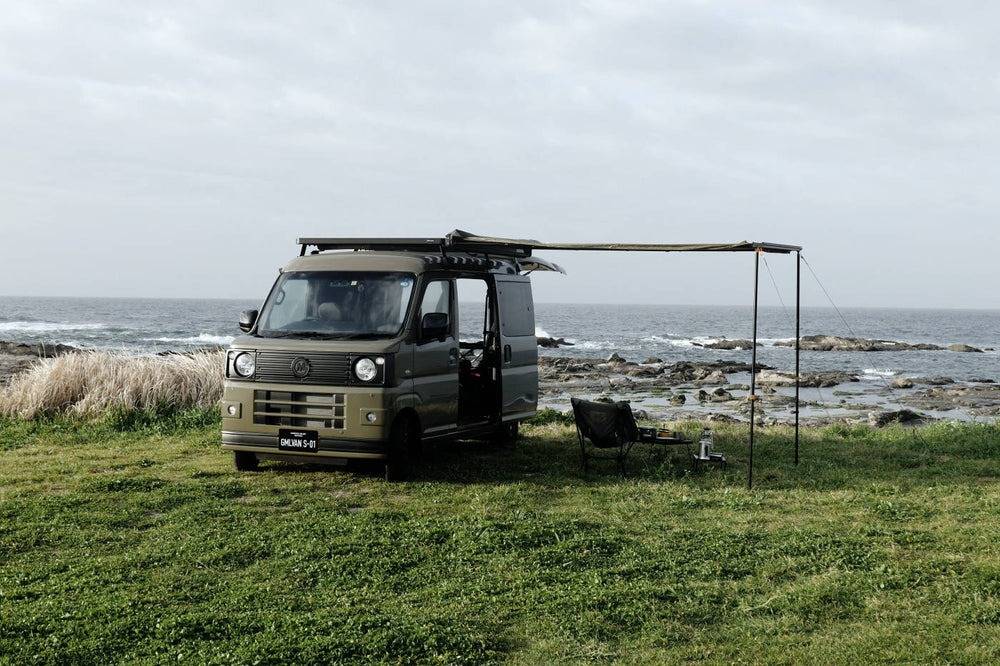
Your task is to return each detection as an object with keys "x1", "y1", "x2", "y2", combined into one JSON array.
[
  {"x1": 233, "y1": 451, "x2": 259, "y2": 472},
  {"x1": 385, "y1": 416, "x2": 420, "y2": 481},
  {"x1": 492, "y1": 420, "x2": 519, "y2": 446}
]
